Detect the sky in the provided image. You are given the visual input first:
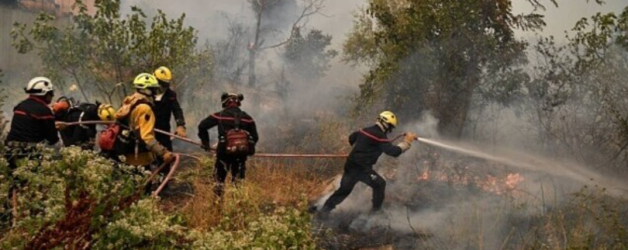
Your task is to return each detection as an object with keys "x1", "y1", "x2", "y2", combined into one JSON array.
[
  {"x1": 122, "y1": 0, "x2": 628, "y2": 49},
  {"x1": 513, "y1": 0, "x2": 628, "y2": 41}
]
